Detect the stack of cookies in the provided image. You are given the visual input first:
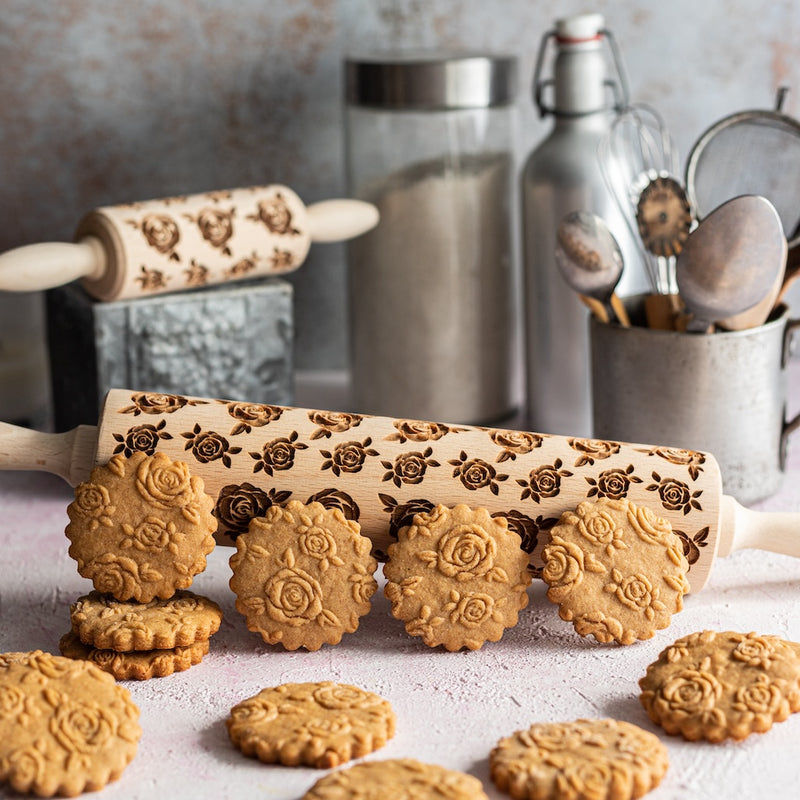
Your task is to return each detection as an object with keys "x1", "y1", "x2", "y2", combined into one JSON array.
[{"x1": 60, "y1": 451, "x2": 222, "y2": 679}]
